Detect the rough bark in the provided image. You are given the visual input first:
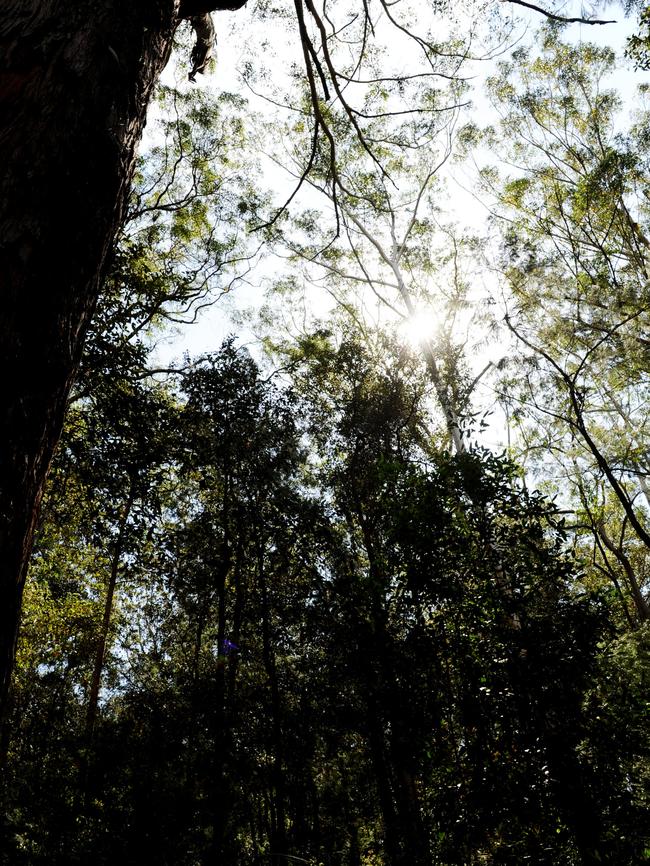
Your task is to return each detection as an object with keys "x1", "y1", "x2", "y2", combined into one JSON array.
[{"x1": 0, "y1": 0, "x2": 244, "y2": 719}]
